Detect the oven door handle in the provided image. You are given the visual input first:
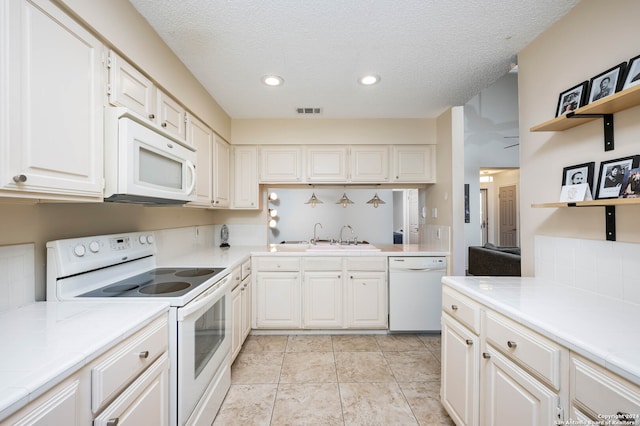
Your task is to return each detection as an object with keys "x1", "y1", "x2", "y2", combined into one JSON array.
[{"x1": 177, "y1": 275, "x2": 231, "y2": 321}]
